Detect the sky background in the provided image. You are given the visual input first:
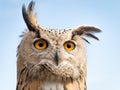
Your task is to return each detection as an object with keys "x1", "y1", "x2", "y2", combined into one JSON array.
[{"x1": 0, "y1": 0, "x2": 120, "y2": 90}]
